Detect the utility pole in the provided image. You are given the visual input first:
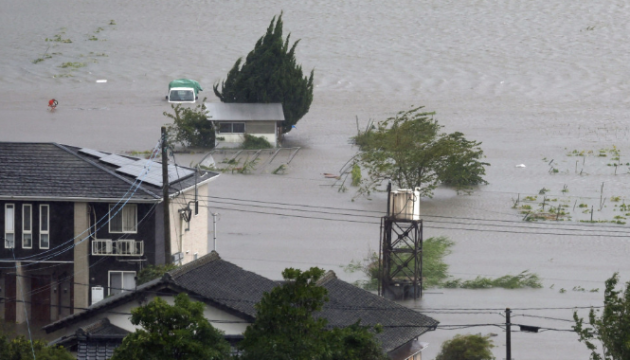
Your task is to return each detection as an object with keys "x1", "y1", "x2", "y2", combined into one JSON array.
[
  {"x1": 212, "y1": 213, "x2": 218, "y2": 252},
  {"x1": 506, "y1": 308, "x2": 512, "y2": 360},
  {"x1": 162, "y1": 126, "x2": 172, "y2": 264}
]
